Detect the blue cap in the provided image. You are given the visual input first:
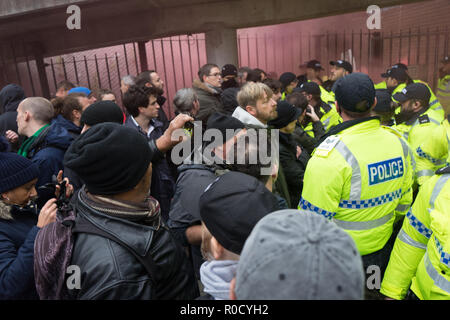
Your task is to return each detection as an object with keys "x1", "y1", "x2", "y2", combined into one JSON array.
[
  {"x1": 68, "y1": 86, "x2": 91, "y2": 96},
  {"x1": 334, "y1": 73, "x2": 375, "y2": 113}
]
